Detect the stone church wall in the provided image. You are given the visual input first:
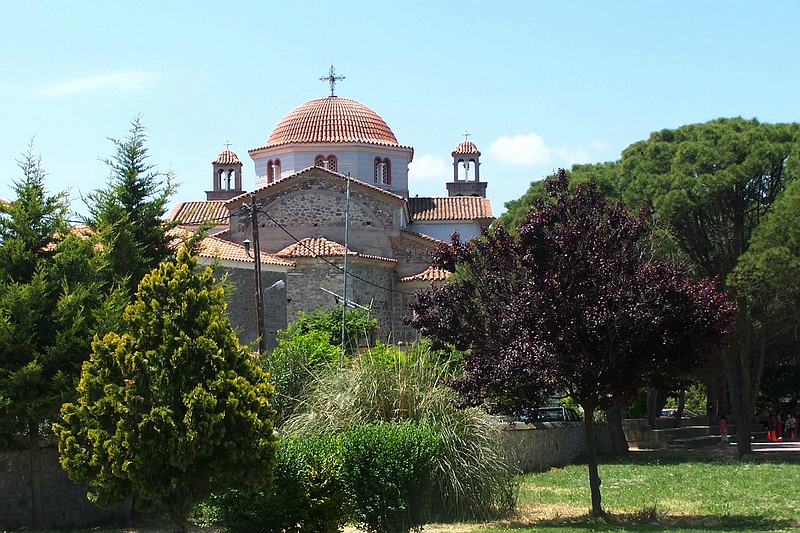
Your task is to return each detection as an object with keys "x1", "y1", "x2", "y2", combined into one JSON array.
[
  {"x1": 286, "y1": 258, "x2": 396, "y2": 342},
  {"x1": 220, "y1": 267, "x2": 287, "y2": 353}
]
